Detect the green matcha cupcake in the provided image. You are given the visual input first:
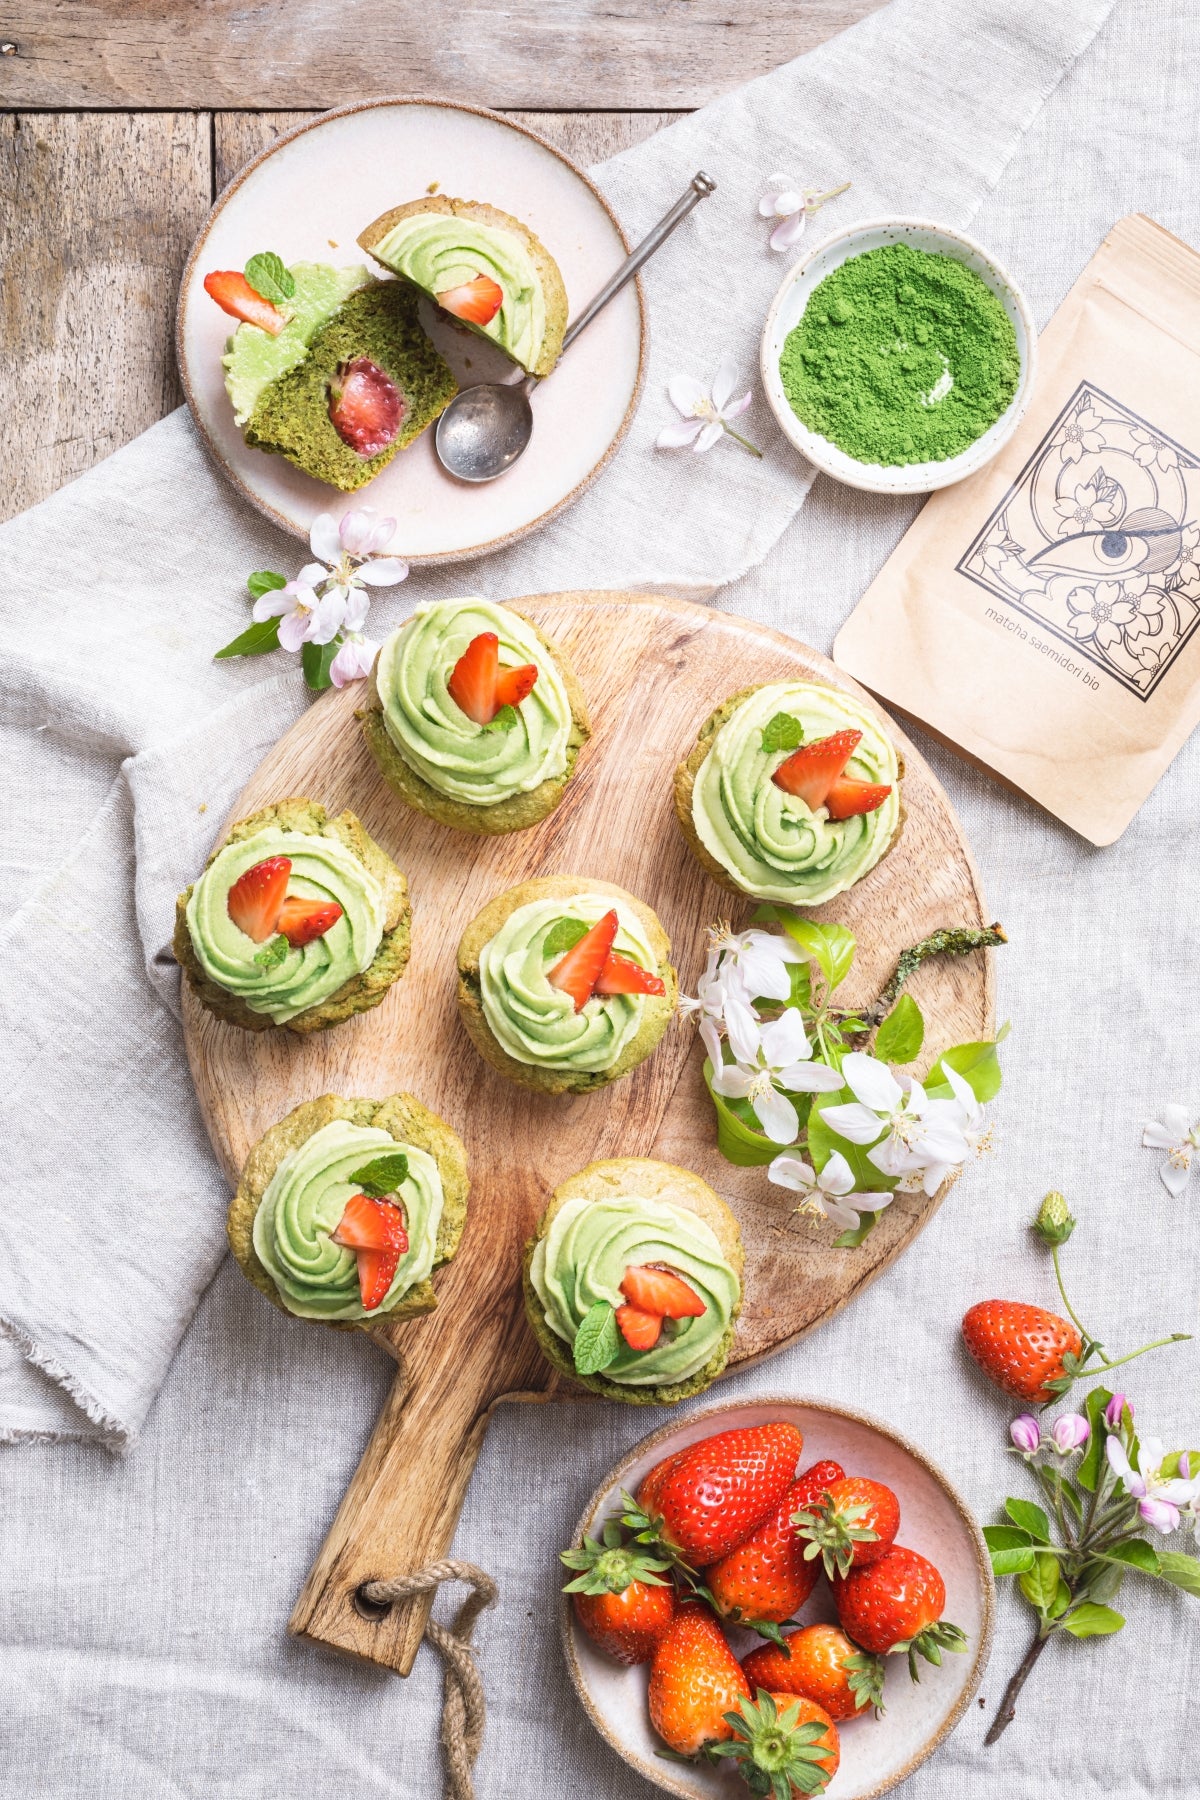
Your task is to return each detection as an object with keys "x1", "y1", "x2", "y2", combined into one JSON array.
[
  {"x1": 456, "y1": 876, "x2": 677, "y2": 1096},
  {"x1": 229, "y1": 1093, "x2": 468, "y2": 1329},
  {"x1": 674, "y1": 681, "x2": 905, "y2": 907},
  {"x1": 359, "y1": 196, "x2": 568, "y2": 378},
  {"x1": 523, "y1": 1159, "x2": 743, "y2": 1405},
  {"x1": 174, "y1": 797, "x2": 410, "y2": 1034},
  {"x1": 208, "y1": 258, "x2": 457, "y2": 492},
  {"x1": 359, "y1": 597, "x2": 590, "y2": 835}
]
